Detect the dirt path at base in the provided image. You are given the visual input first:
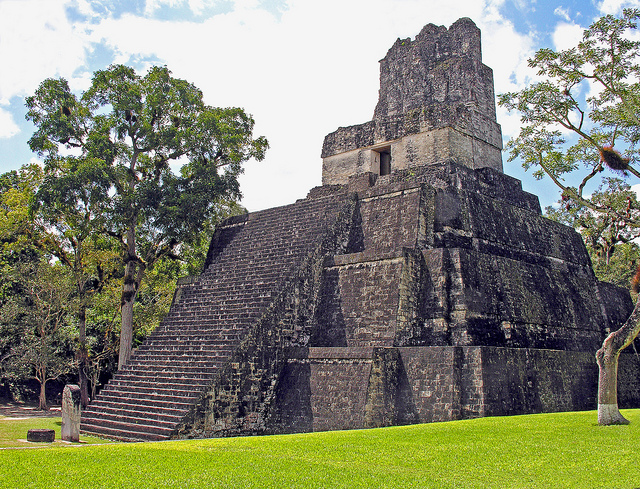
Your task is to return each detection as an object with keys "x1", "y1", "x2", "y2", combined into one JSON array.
[{"x1": 0, "y1": 402, "x2": 61, "y2": 418}]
